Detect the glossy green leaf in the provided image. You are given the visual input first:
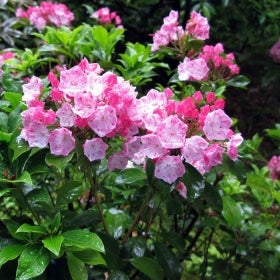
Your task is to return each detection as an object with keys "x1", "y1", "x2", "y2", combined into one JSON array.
[
  {"x1": 246, "y1": 173, "x2": 274, "y2": 207},
  {"x1": 154, "y1": 242, "x2": 182, "y2": 280},
  {"x1": 104, "y1": 208, "x2": 131, "y2": 239},
  {"x1": 226, "y1": 75, "x2": 250, "y2": 88},
  {"x1": 3, "y1": 92, "x2": 22, "y2": 109},
  {"x1": 56, "y1": 181, "x2": 83, "y2": 205},
  {"x1": 42, "y1": 235, "x2": 64, "y2": 256},
  {"x1": 130, "y1": 257, "x2": 164, "y2": 280},
  {"x1": 0, "y1": 244, "x2": 25, "y2": 268},
  {"x1": 0, "y1": 171, "x2": 32, "y2": 185},
  {"x1": 115, "y1": 168, "x2": 146, "y2": 185},
  {"x1": 2, "y1": 220, "x2": 29, "y2": 241},
  {"x1": 108, "y1": 271, "x2": 129, "y2": 280},
  {"x1": 73, "y1": 249, "x2": 106, "y2": 266},
  {"x1": 26, "y1": 188, "x2": 54, "y2": 214},
  {"x1": 63, "y1": 230, "x2": 105, "y2": 253},
  {"x1": 7, "y1": 105, "x2": 21, "y2": 133},
  {"x1": 16, "y1": 245, "x2": 49, "y2": 280},
  {"x1": 45, "y1": 152, "x2": 74, "y2": 172},
  {"x1": 202, "y1": 183, "x2": 223, "y2": 212},
  {"x1": 222, "y1": 196, "x2": 244, "y2": 227},
  {"x1": 16, "y1": 224, "x2": 46, "y2": 234},
  {"x1": 181, "y1": 163, "x2": 205, "y2": 202},
  {"x1": 66, "y1": 252, "x2": 88, "y2": 280}
]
